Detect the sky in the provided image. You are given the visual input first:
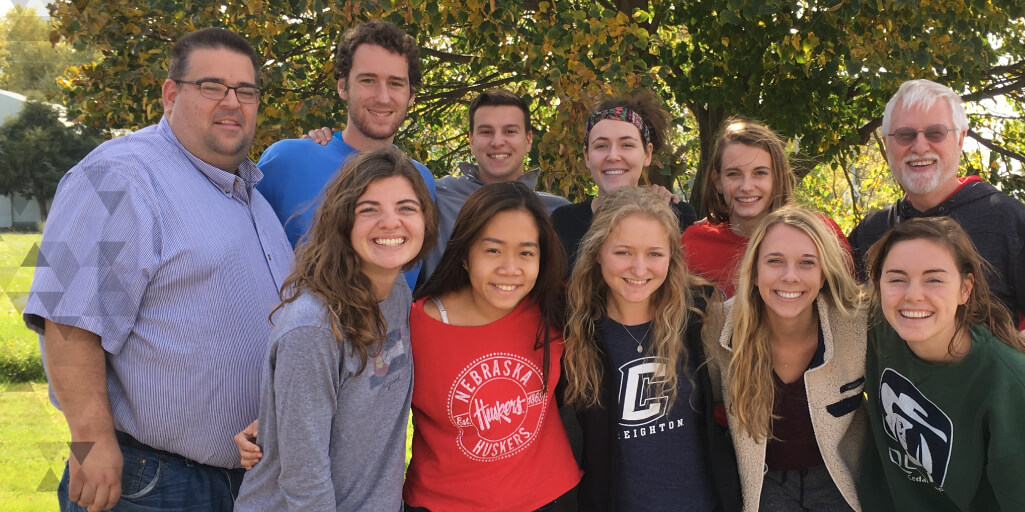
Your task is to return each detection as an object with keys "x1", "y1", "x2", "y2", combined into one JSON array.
[{"x1": 0, "y1": 1, "x2": 48, "y2": 17}]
